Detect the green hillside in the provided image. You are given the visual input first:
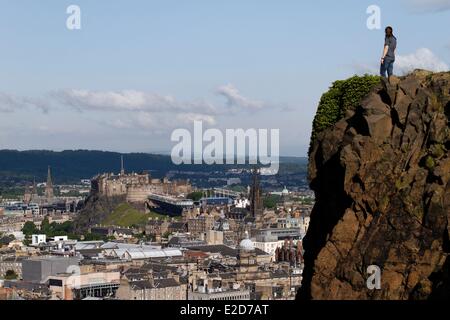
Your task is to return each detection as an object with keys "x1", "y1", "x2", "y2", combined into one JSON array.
[{"x1": 101, "y1": 203, "x2": 167, "y2": 227}]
